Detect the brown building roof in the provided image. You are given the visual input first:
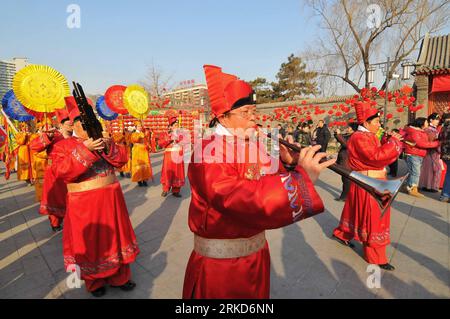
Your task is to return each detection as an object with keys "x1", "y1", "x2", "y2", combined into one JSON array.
[{"x1": 415, "y1": 33, "x2": 450, "y2": 75}]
